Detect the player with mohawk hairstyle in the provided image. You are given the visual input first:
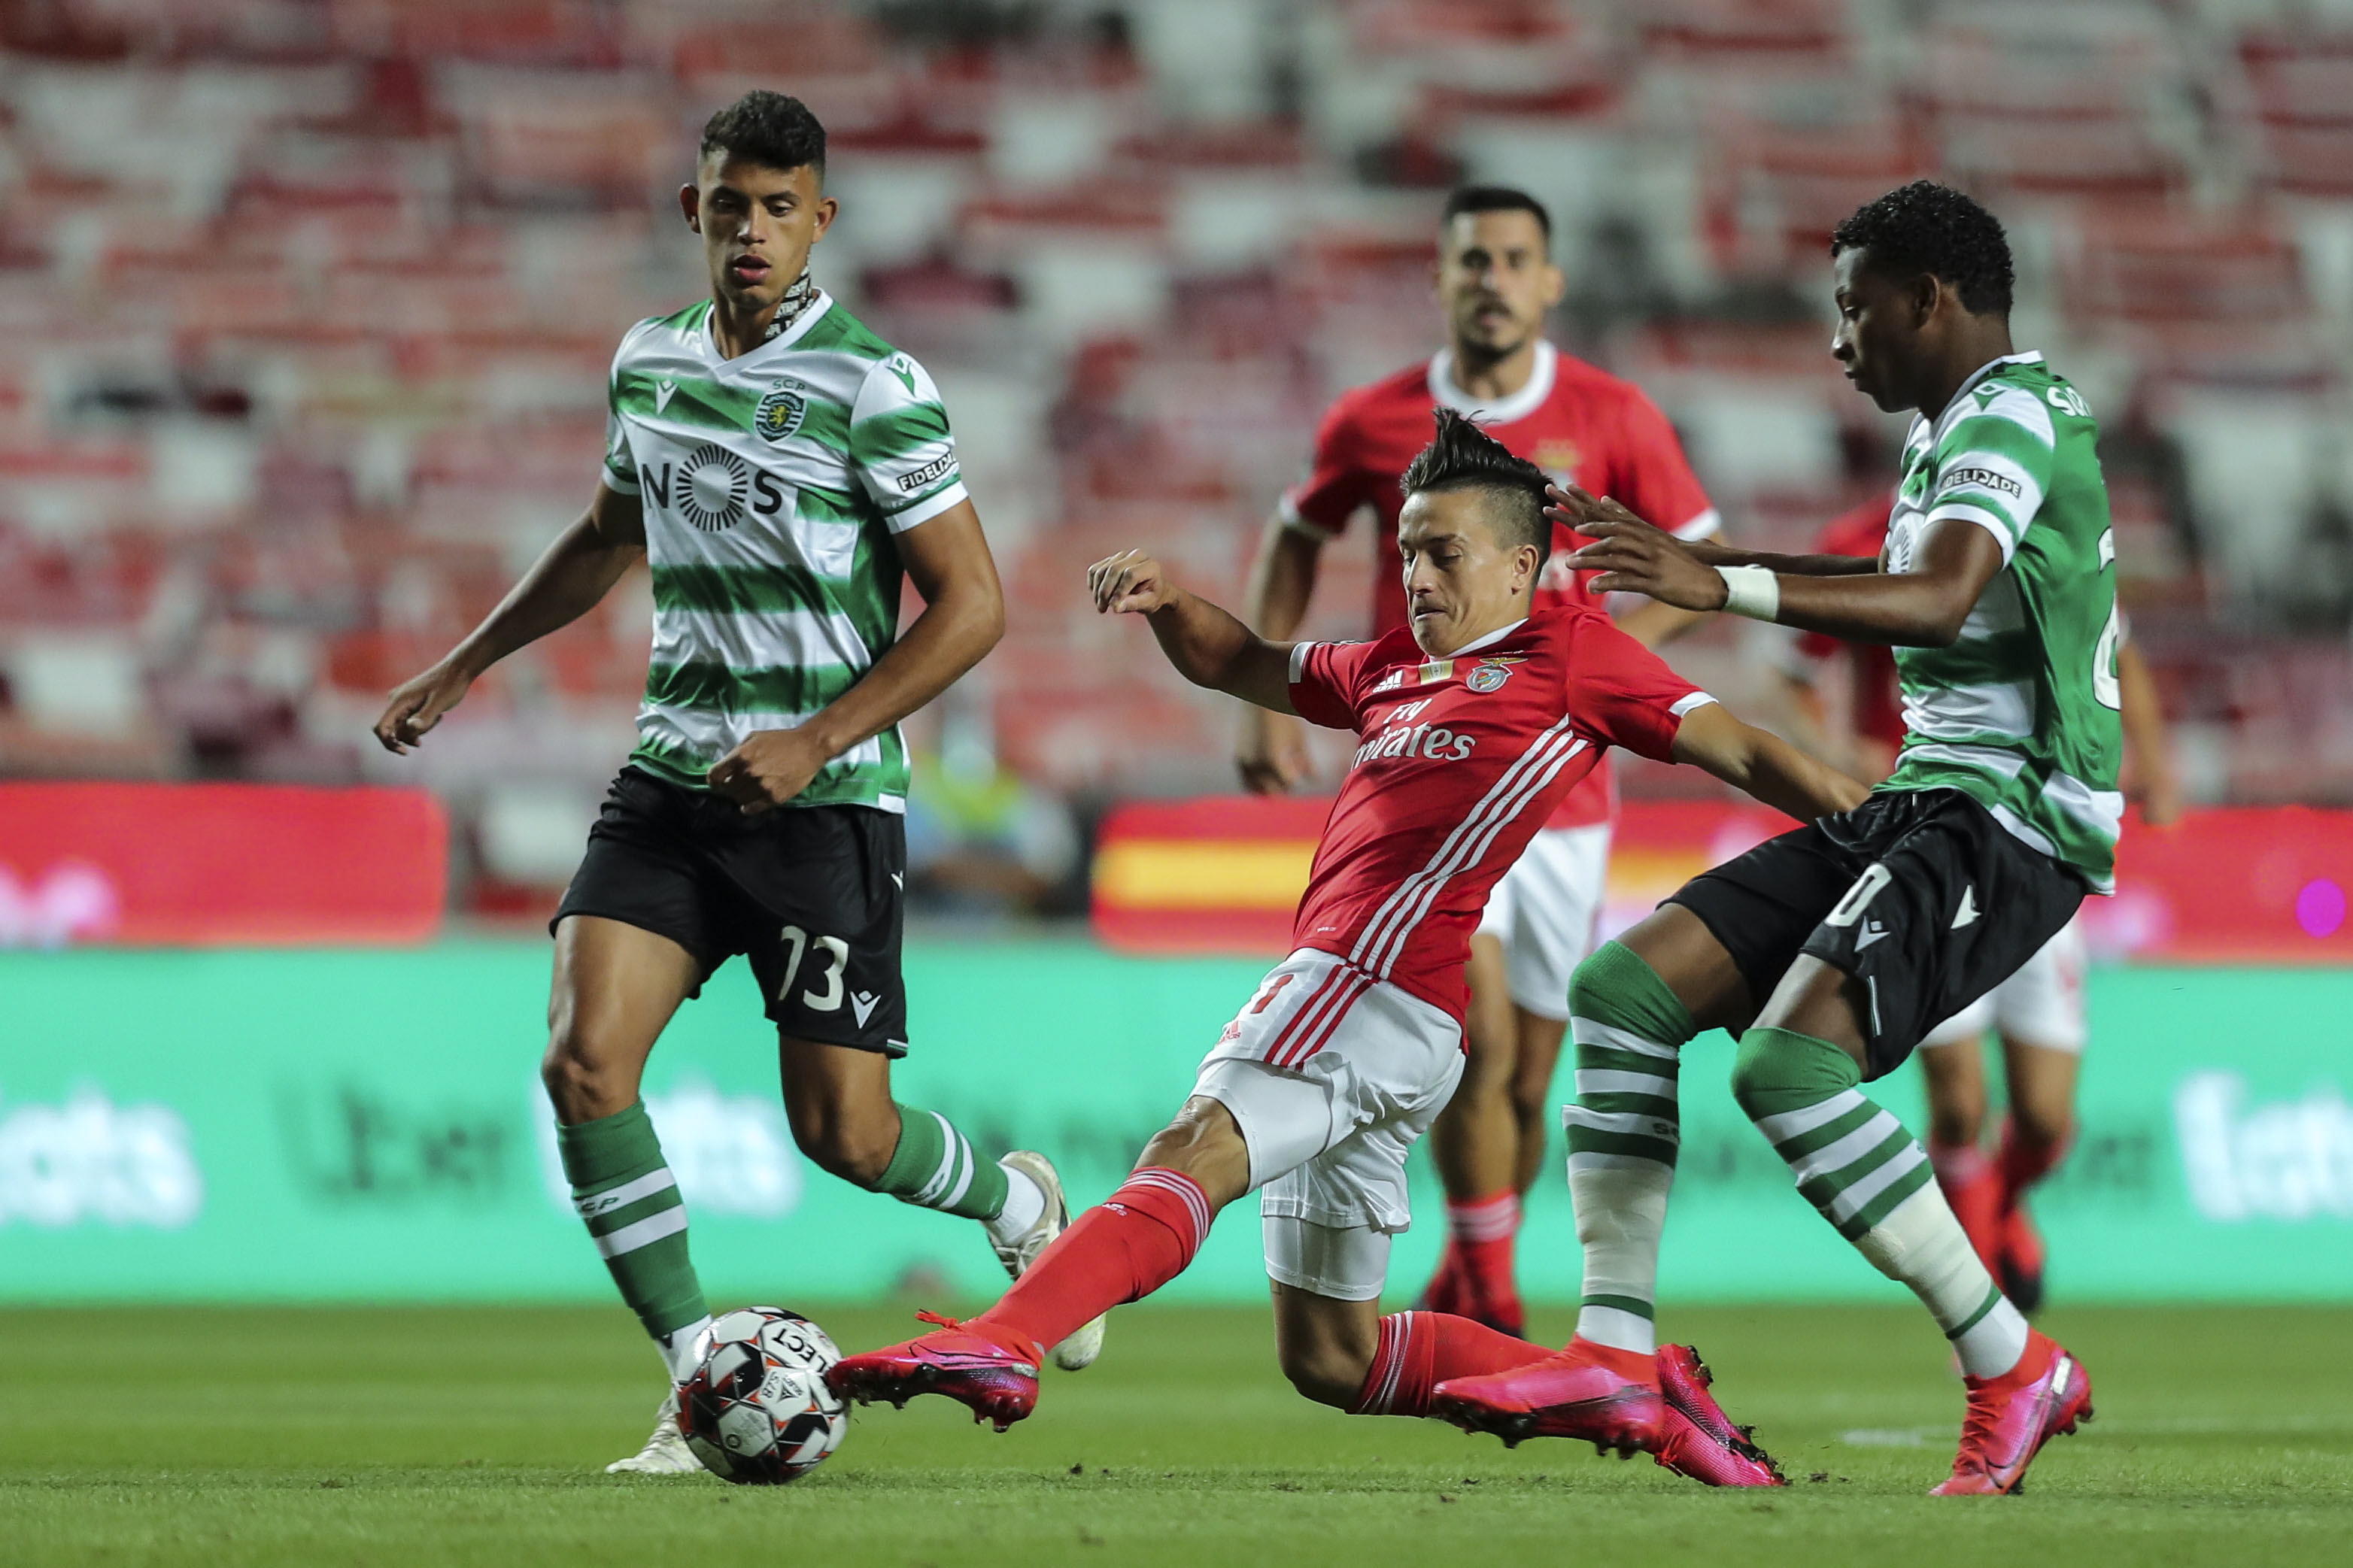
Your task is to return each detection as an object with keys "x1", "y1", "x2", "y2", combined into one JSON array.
[{"x1": 831, "y1": 411, "x2": 1869, "y2": 1484}]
